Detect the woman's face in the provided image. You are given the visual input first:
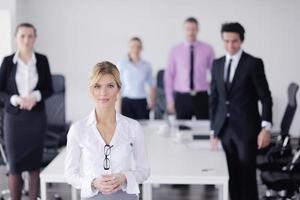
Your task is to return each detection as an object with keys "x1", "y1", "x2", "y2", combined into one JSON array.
[
  {"x1": 15, "y1": 27, "x2": 36, "y2": 52},
  {"x1": 128, "y1": 40, "x2": 142, "y2": 57},
  {"x1": 90, "y1": 74, "x2": 120, "y2": 109}
]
